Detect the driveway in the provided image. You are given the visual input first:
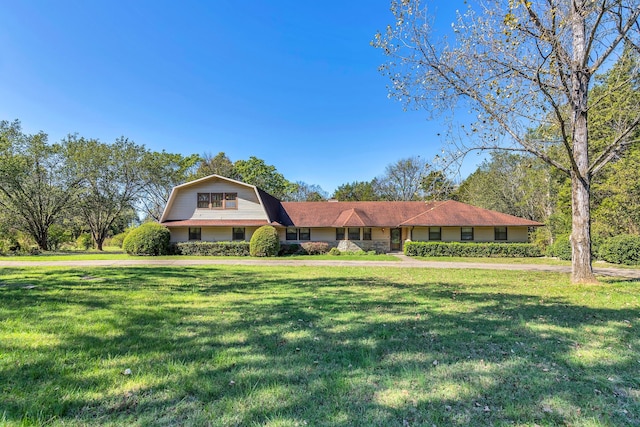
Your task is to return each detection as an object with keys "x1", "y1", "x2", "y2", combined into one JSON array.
[{"x1": 1, "y1": 255, "x2": 639, "y2": 280}]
